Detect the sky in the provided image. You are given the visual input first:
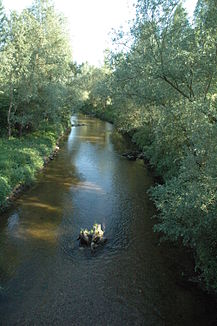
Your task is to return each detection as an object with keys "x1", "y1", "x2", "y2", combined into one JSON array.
[{"x1": 3, "y1": 0, "x2": 197, "y2": 66}]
